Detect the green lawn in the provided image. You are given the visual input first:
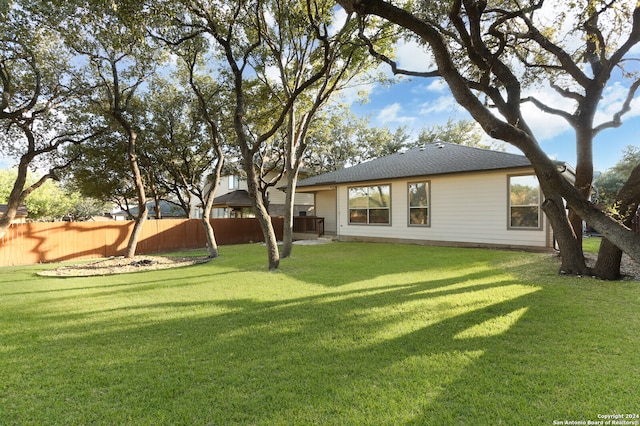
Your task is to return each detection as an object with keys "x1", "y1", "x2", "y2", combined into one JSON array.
[
  {"x1": 582, "y1": 236, "x2": 602, "y2": 254},
  {"x1": 1, "y1": 242, "x2": 638, "y2": 425}
]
